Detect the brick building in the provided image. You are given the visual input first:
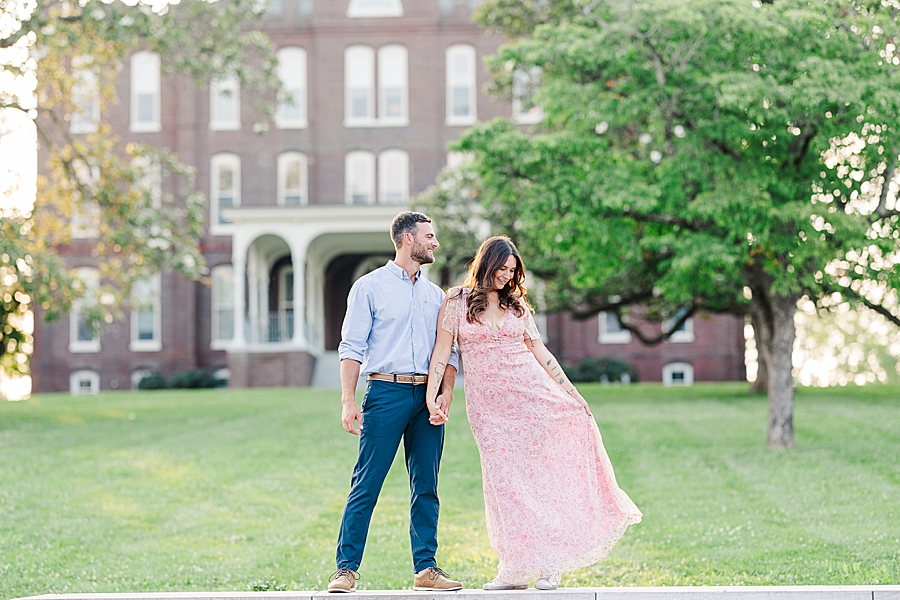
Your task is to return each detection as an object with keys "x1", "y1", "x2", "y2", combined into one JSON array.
[{"x1": 32, "y1": 0, "x2": 745, "y2": 394}]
